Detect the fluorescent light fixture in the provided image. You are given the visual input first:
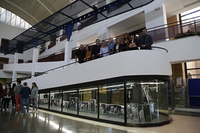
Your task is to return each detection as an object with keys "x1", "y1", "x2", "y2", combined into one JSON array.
[
  {"x1": 63, "y1": 90, "x2": 77, "y2": 93},
  {"x1": 80, "y1": 88, "x2": 98, "y2": 91},
  {"x1": 140, "y1": 82, "x2": 165, "y2": 85}
]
